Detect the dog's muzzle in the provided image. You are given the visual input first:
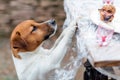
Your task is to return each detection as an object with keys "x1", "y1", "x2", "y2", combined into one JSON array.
[
  {"x1": 48, "y1": 19, "x2": 56, "y2": 26},
  {"x1": 47, "y1": 19, "x2": 57, "y2": 30},
  {"x1": 45, "y1": 19, "x2": 57, "y2": 38},
  {"x1": 104, "y1": 15, "x2": 112, "y2": 21}
]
